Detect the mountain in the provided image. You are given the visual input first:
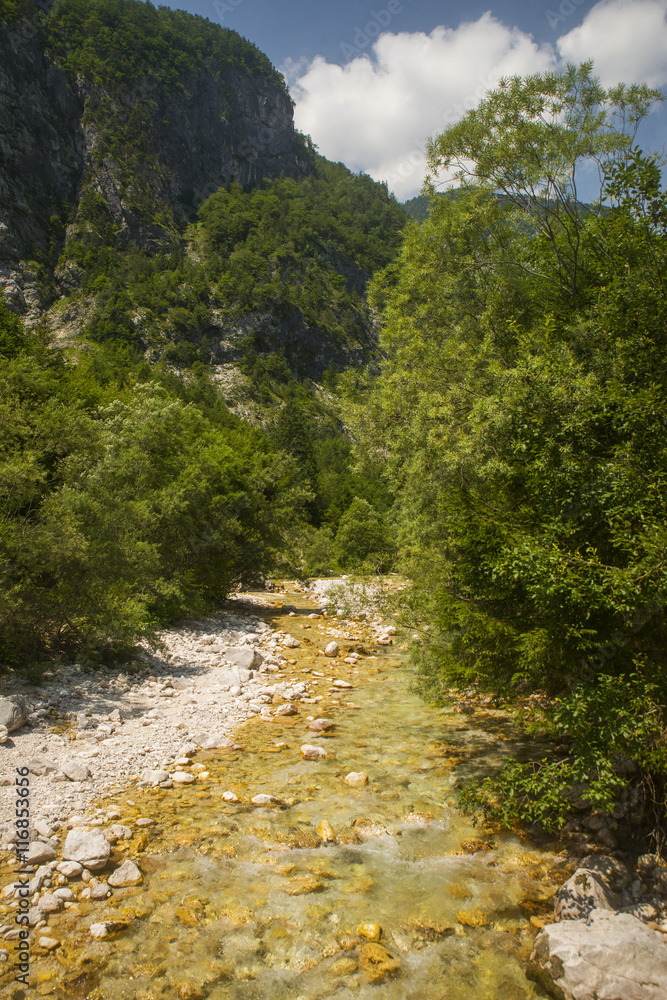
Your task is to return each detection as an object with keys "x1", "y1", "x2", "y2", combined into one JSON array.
[{"x1": 0, "y1": 0, "x2": 406, "y2": 378}]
